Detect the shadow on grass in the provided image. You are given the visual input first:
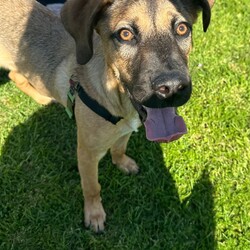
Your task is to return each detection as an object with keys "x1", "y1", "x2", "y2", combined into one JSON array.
[
  {"x1": 0, "y1": 69, "x2": 9, "y2": 84},
  {"x1": 0, "y1": 104, "x2": 216, "y2": 249}
]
